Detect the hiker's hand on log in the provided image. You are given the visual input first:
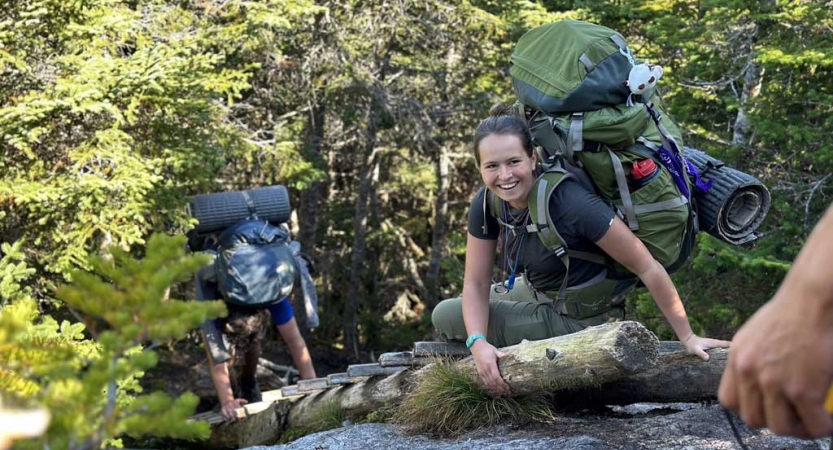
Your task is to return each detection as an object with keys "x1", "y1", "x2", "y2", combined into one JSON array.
[
  {"x1": 220, "y1": 398, "x2": 248, "y2": 421},
  {"x1": 681, "y1": 333, "x2": 730, "y2": 361},
  {"x1": 470, "y1": 339, "x2": 510, "y2": 395}
]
